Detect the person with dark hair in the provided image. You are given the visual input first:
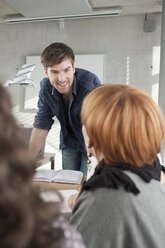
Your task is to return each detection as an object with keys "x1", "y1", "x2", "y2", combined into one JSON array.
[
  {"x1": 0, "y1": 83, "x2": 85, "y2": 248},
  {"x1": 29, "y1": 42, "x2": 101, "y2": 175},
  {"x1": 69, "y1": 84, "x2": 165, "y2": 248}
]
